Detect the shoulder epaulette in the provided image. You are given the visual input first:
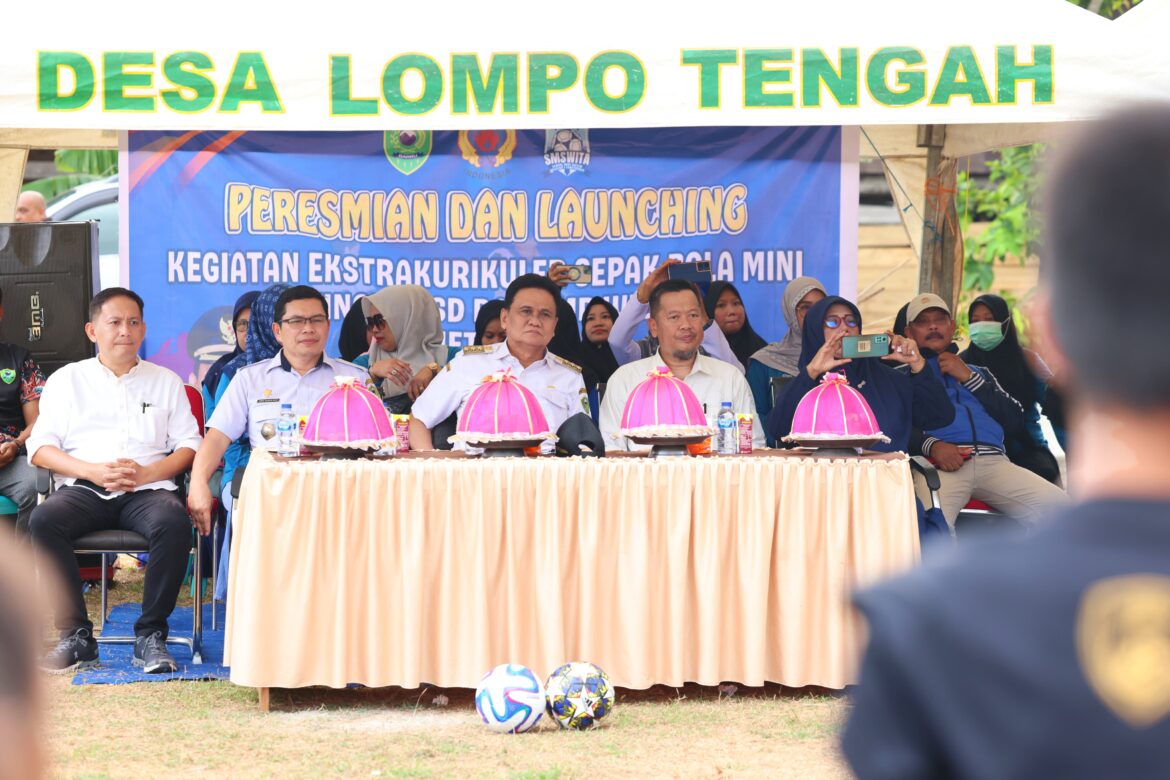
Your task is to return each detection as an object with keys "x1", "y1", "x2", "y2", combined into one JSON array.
[
  {"x1": 553, "y1": 355, "x2": 582, "y2": 373},
  {"x1": 462, "y1": 345, "x2": 490, "y2": 355}
]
